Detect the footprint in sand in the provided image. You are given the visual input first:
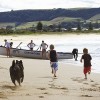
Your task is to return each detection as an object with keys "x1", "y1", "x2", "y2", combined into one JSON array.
[
  {"x1": 83, "y1": 82, "x2": 89, "y2": 85},
  {"x1": 39, "y1": 96, "x2": 44, "y2": 98},
  {"x1": 0, "y1": 92, "x2": 7, "y2": 99},
  {"x1": 90, "y1": 79, "x2": 94, "y2": 82},
  {"x1": 80, "y1": 87, "x2": 98, "y2": 91},
  {"x1": 71, "y1": 77, "x2": 86, "y2": 83},
  {"x1": 43, "y1": 92, "x2": 48, "y2": 94},
  {"x1": 2, "y1": 85, "x2": 18, "y2": 91},
  {"x1": 80, "y1": 94, "x2": 93, "y2": 97},
  {"x1": 37, "y1": 88, "x2": 46, "y2": 90}
]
